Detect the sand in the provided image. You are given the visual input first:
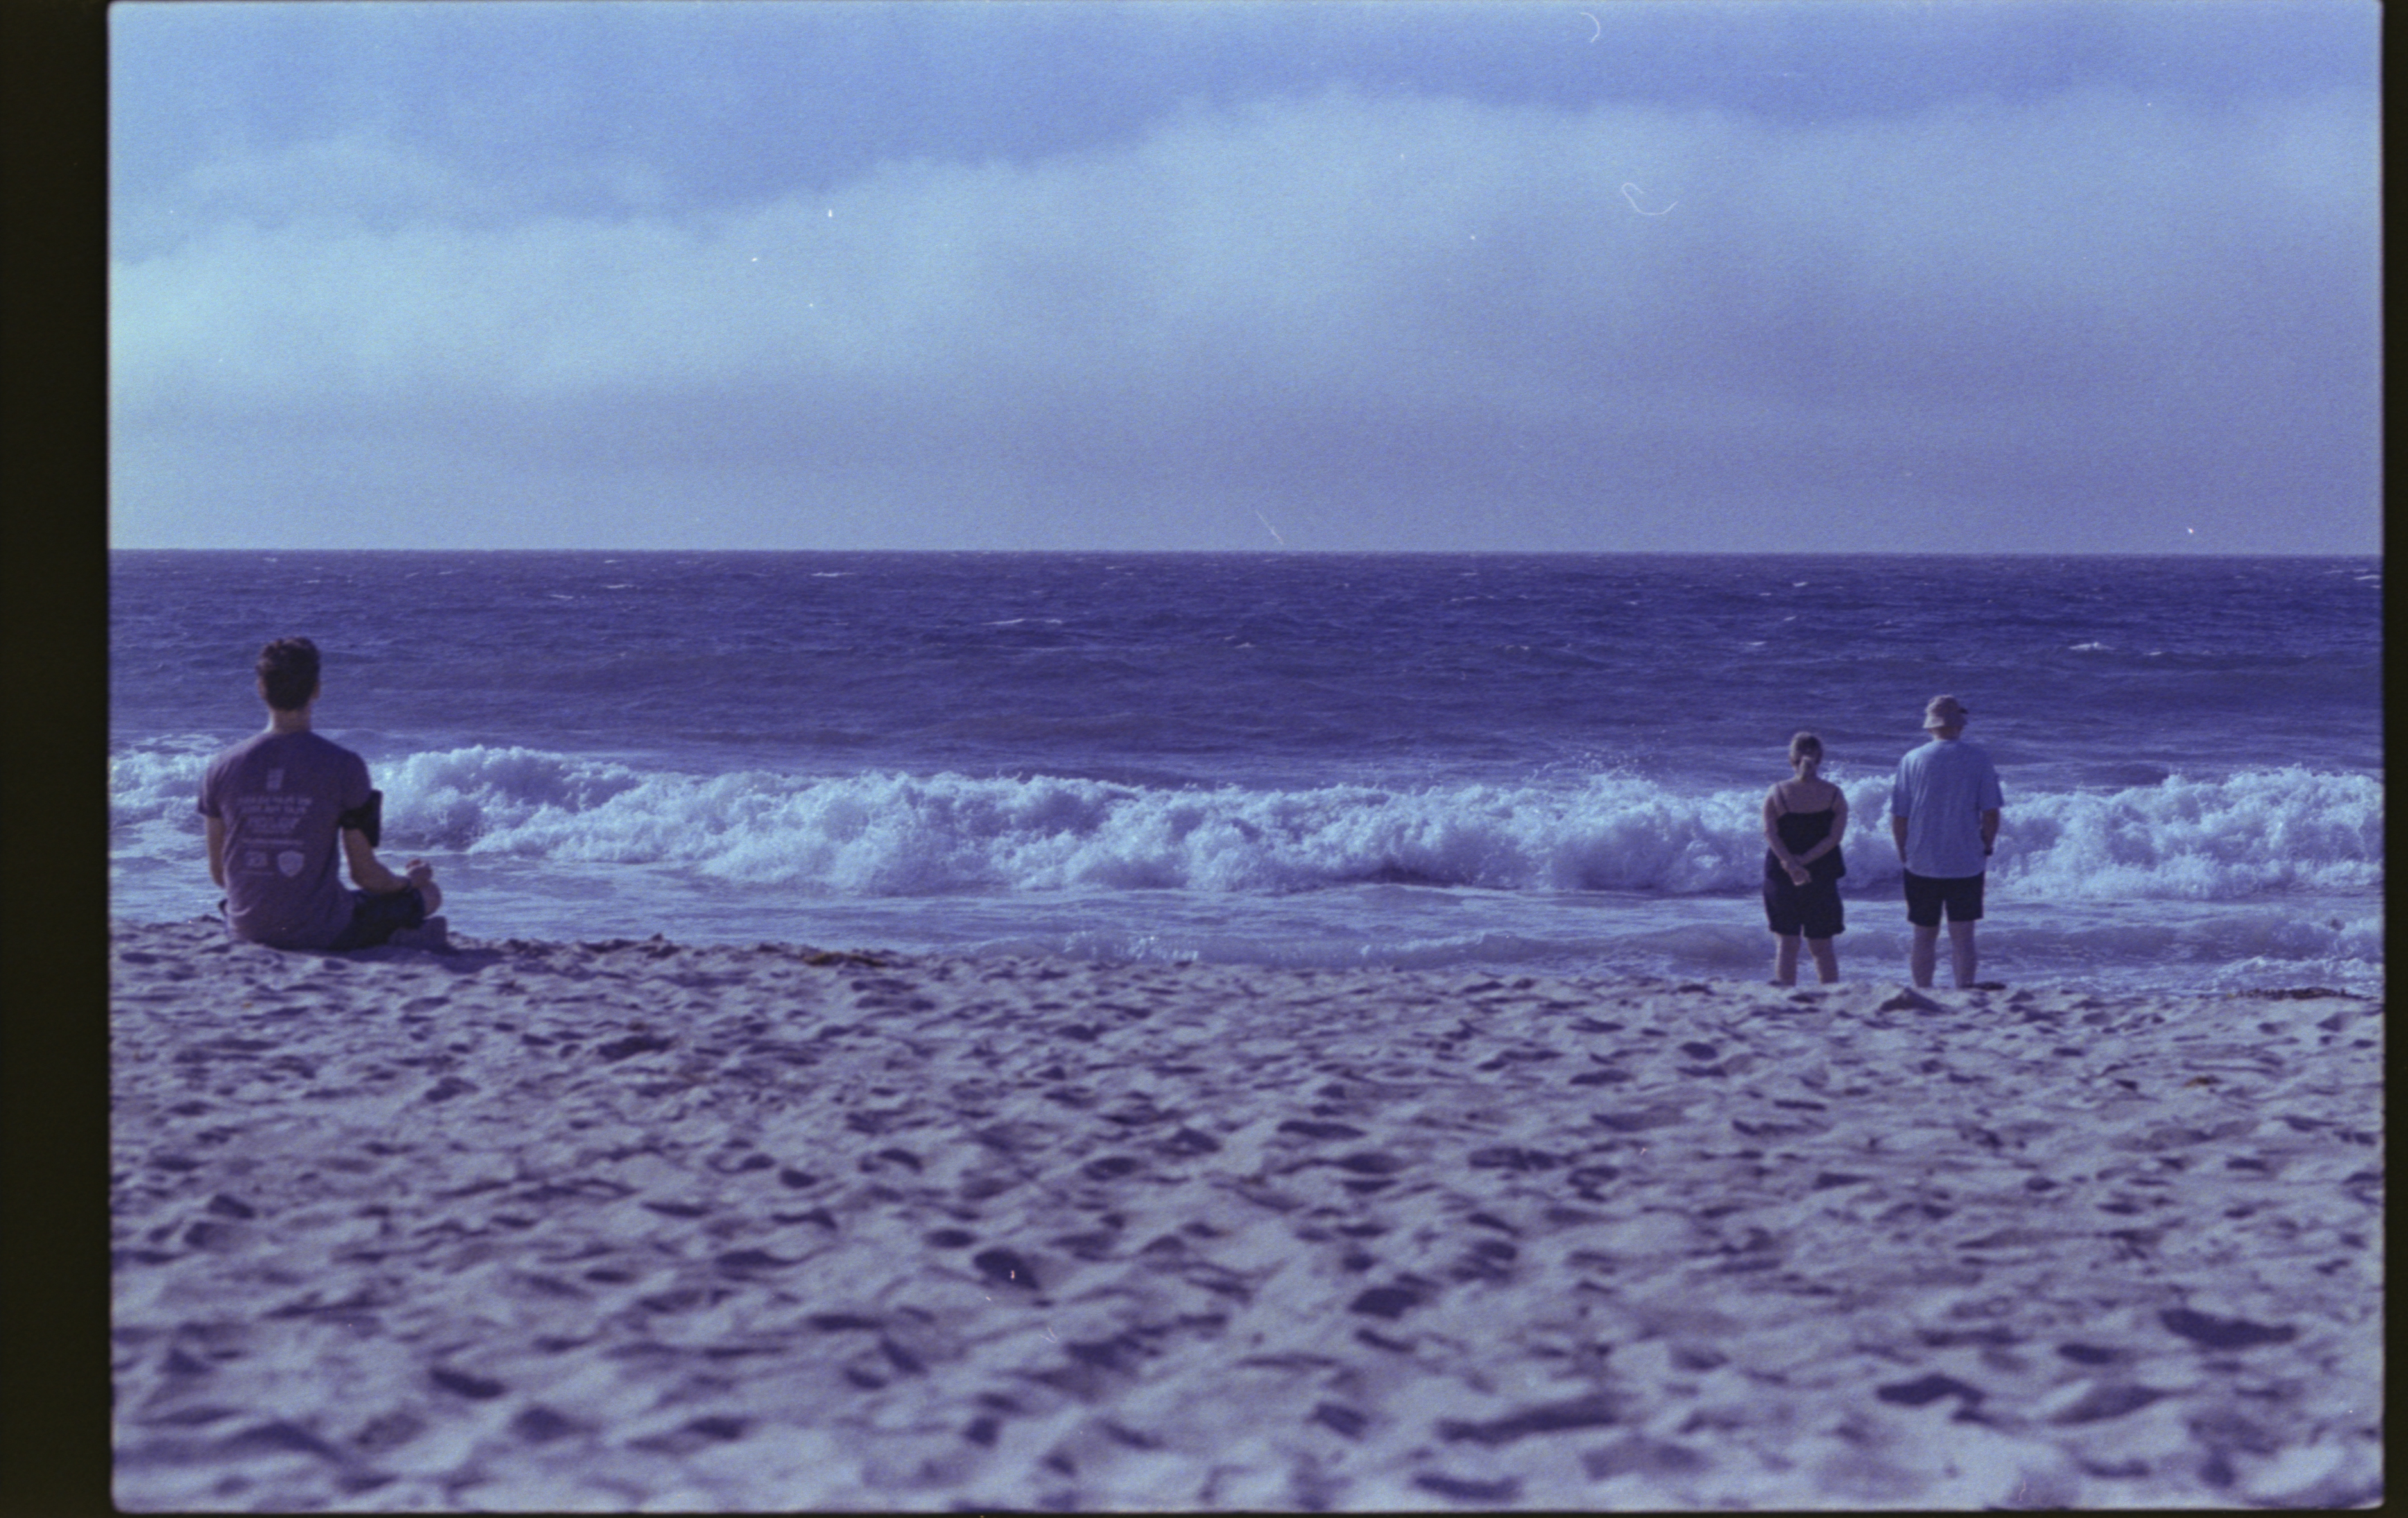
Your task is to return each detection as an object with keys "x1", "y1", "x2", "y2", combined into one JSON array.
[{"x1": 108, "y1": 918, "x2": 2380, "y2": 1510}]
